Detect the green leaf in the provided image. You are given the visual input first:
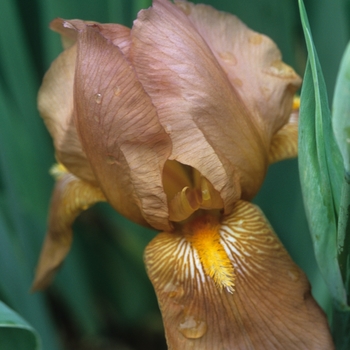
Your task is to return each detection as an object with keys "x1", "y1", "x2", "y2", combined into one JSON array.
[
  {"x1": 333, "y1": 41, "x2": 350, "y2": 269},
  {"x1": 298, "y1": 0, "x2": 348, "y2": 309},
  {"x1": 332, "y1": 42, "x2": 350, "y2": 344},
  {"x1": 335, "y1": 175, "x2": 350, "y2": 297},
  {"x1": 332, "y1": 308, "x2": 350, "y2": 350},
  {"x1": 304, "y1": 0, "x2": 349, "y2": 101},
  {"x1": 333, "y1": 42, "x2": 350, "y2": 175},
  {"x1": 0, "y1": 300, "x2": 40, "y2": 350}
]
